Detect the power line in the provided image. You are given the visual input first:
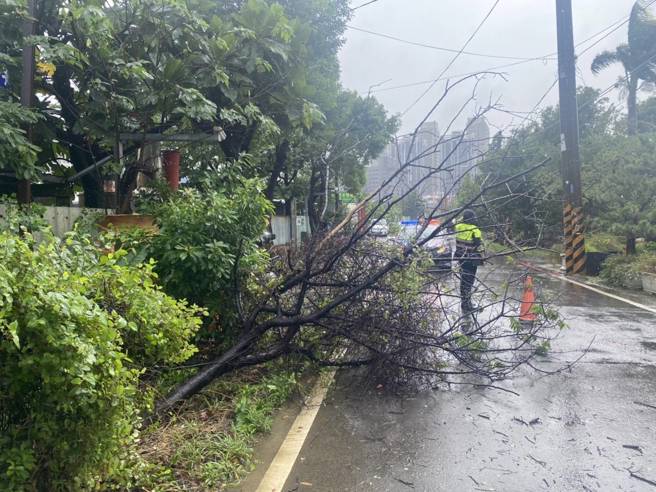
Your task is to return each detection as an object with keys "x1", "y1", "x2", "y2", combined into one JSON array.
[
  {"x1": 497, "y1": 47, "x2": 656, "y2": 146},
  {"x1": 401, "y1": 0, "x2": 501, "y2": 117},
  {"x1": 370, "y1": 7, "x2": 644, "y2": 97},
  {"x1": 372, "y1": 58, "x2": 553, "y2": 94},
  {"x1": 375, "y1": 11, "x2": 644, "y2": 140},
  {"x1": 346, "y1": 25, "x2": 552, "y2": 61},
  {"x1": 351, "y1": 0, "x2": 382, "y2": 11}
]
